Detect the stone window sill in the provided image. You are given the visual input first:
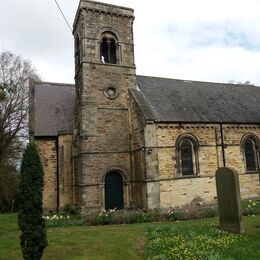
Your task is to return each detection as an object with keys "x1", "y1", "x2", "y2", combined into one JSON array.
[
  {"x1": 174, "y1": 175, "x2": 200, "y2": 180},
  {"x1": 245, "y1": 171, "x2": 259, "y2": 174}
]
